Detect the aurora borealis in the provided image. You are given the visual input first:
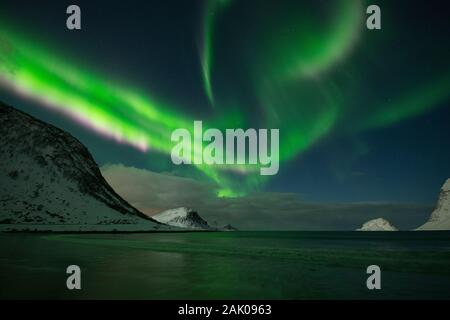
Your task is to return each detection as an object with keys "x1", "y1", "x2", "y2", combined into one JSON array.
[{"x1": 0, "y1": 0, "x2": 449, "y2": 201}]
